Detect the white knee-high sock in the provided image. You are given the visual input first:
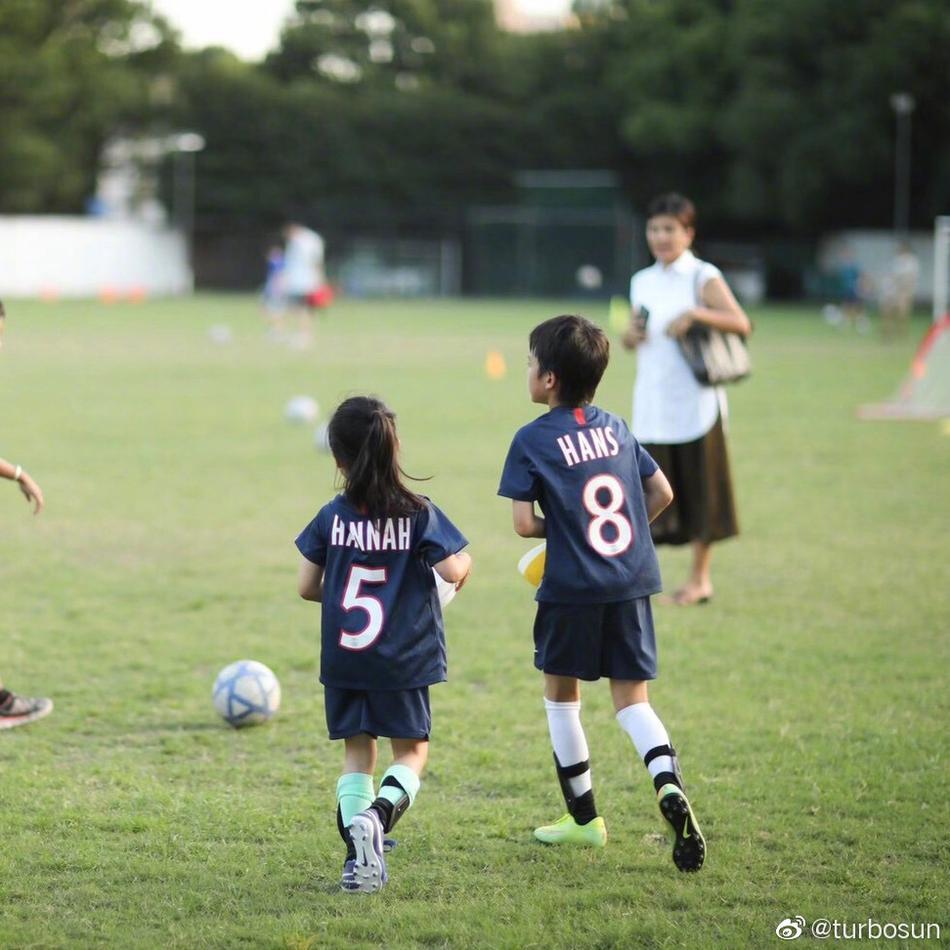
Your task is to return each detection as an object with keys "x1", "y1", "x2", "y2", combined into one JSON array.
[
  {"x1": 615, "y1": 702, "x2": 675, "y2": 782},
  {"x1": 544, "y1": 698, "x2": 592, "y2": 796}
]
